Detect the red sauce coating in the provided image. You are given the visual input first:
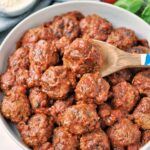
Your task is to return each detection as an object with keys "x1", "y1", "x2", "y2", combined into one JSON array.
[
  {"x1": 75, "y1": 72, "x2": 110, "y2": 104},
  {"x1": 63, "y1": 38, "x2": 103, "y2": 77},
  {"x1": 1, "y1": 11, "x2": 150, "y2": 150}
]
